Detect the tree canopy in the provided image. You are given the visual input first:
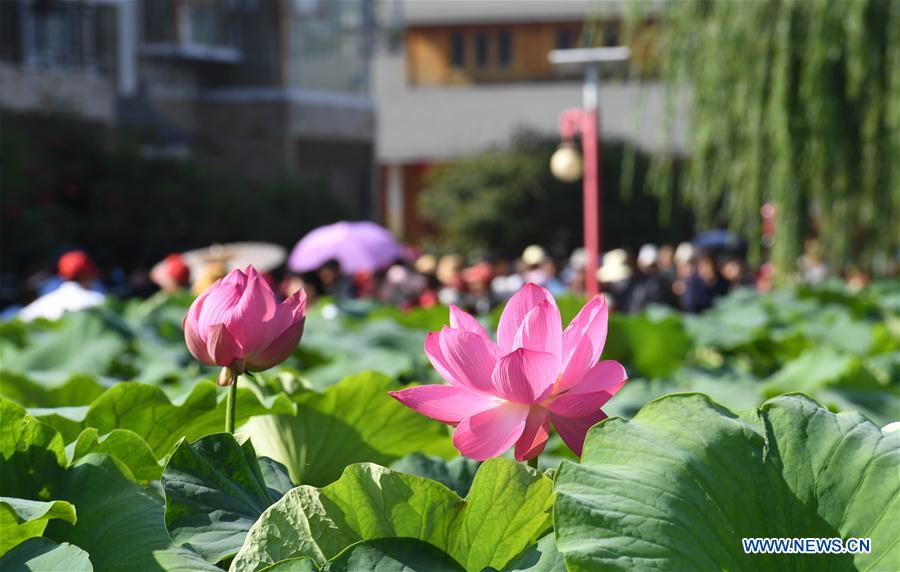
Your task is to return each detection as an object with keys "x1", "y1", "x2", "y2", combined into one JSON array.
[{"x1": 641, "y1": 0, "x2": 899, "y2": 274}]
